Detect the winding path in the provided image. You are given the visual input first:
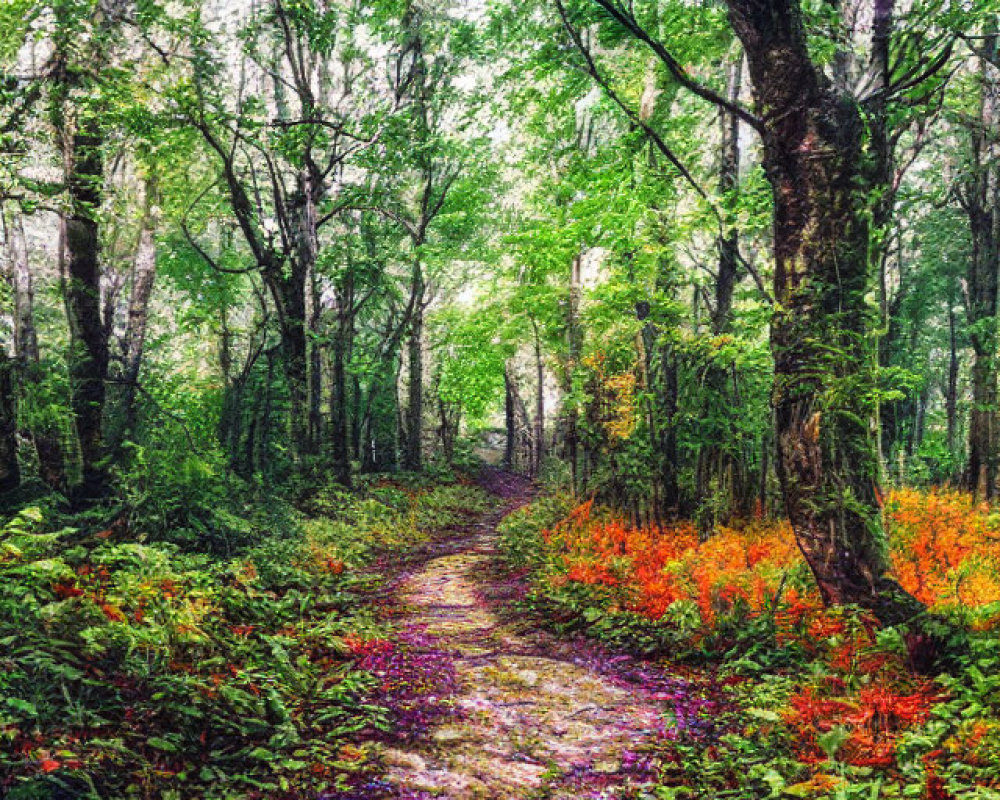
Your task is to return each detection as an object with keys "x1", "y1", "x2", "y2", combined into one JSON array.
[{"x1": 379, "y1": 472, "x2": 667, "y2": 800}]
